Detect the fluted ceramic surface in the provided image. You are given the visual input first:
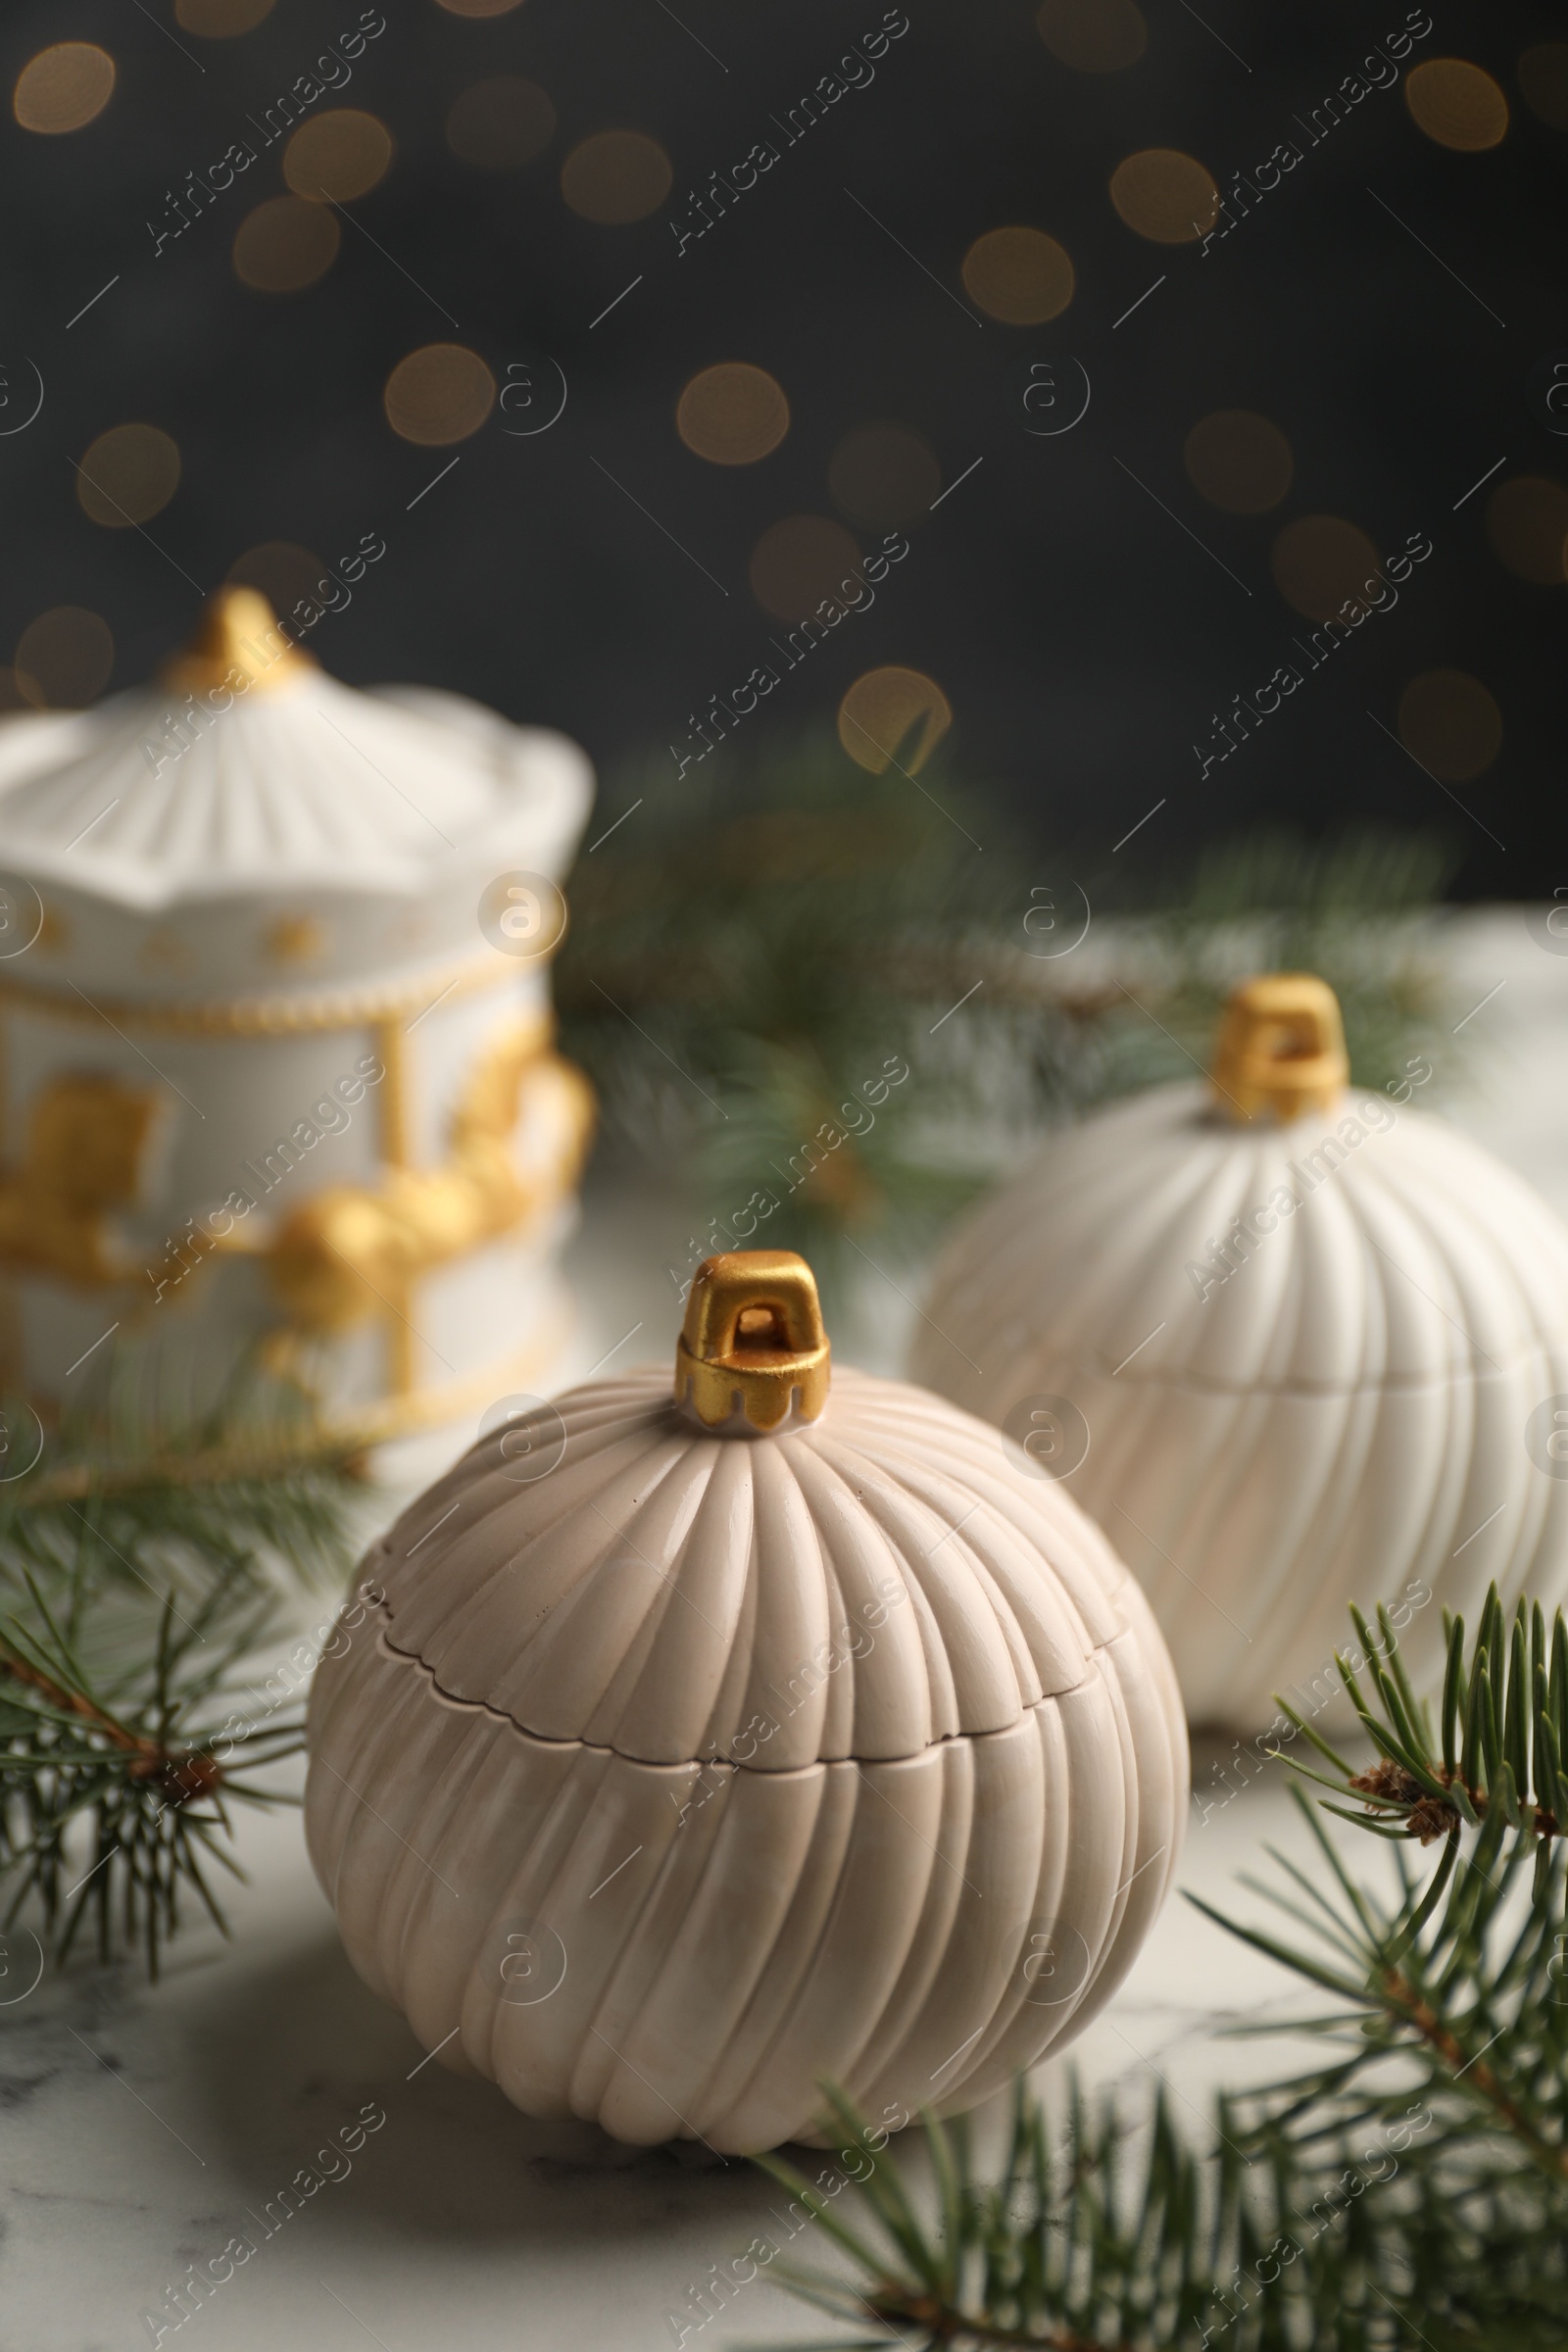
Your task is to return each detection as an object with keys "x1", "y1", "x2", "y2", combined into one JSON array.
[
  {"x1": 911, "y1": 1081, "x2": 1568, "y2": 1729},
  {"x1": 0, "y1": 671, "x2": 587, "y2": 909},
  {"x1": 306, "y1": 1364, "x2": 1186, "y2": 2151}
]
